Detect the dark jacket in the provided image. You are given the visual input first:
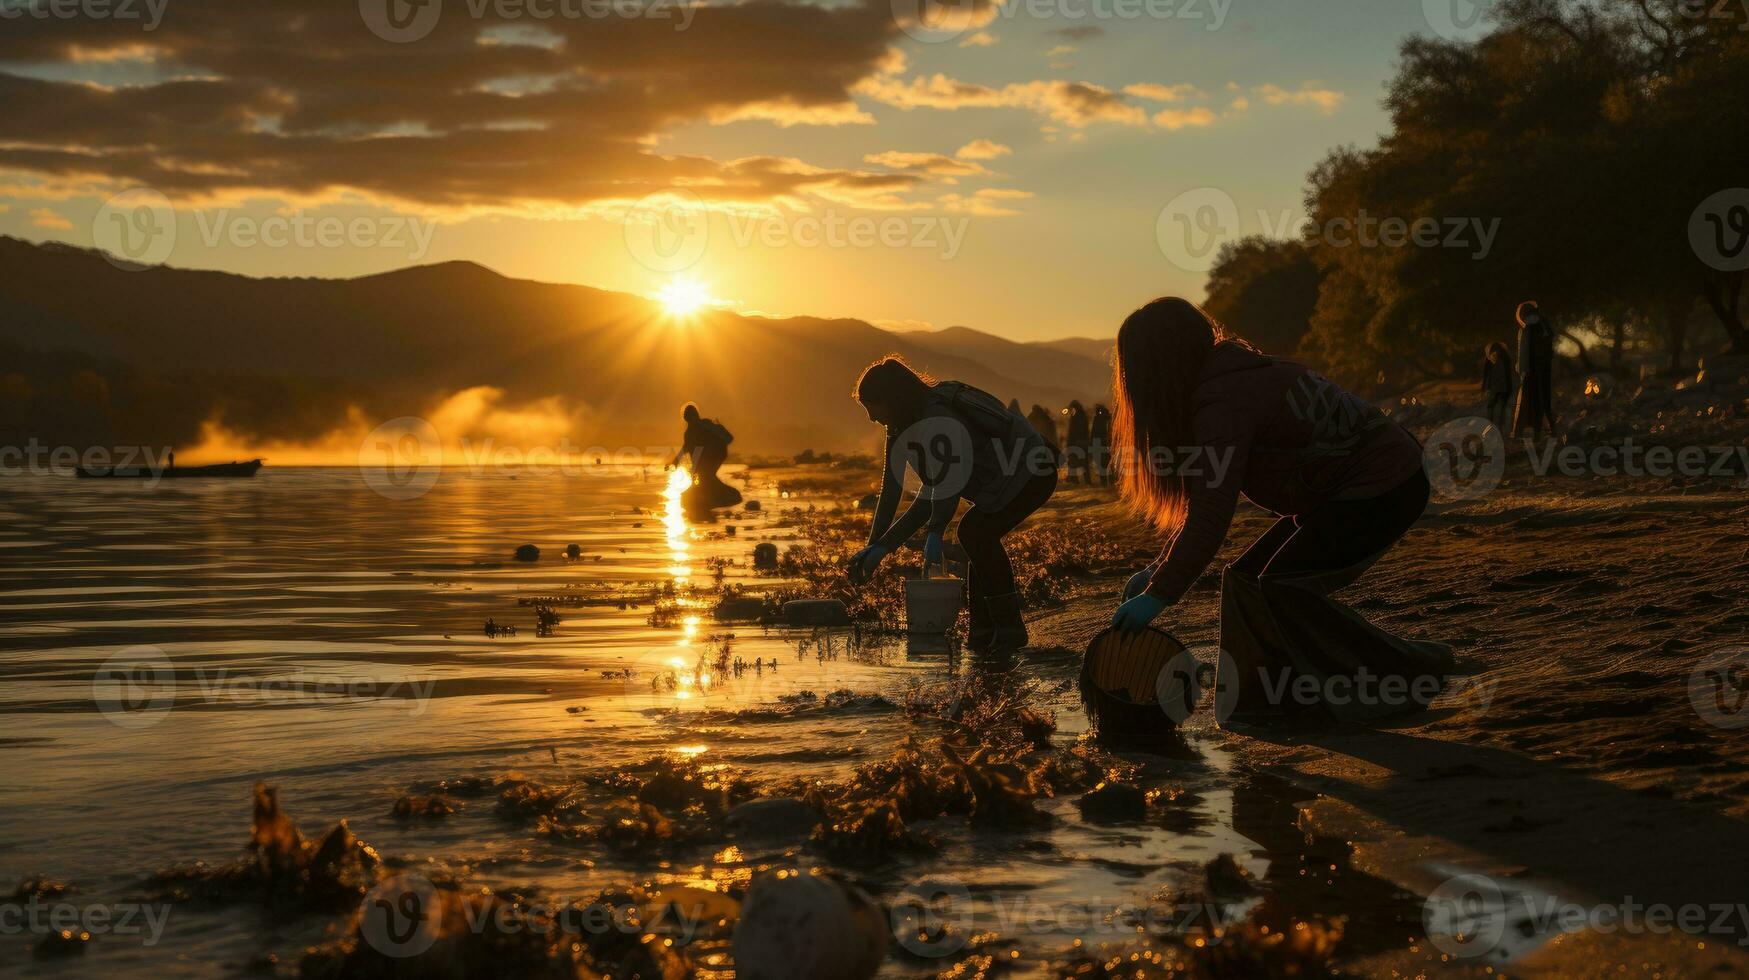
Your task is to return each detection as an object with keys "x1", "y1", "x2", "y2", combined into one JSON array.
[
  {"x1": 1482, "y1": 357, "x2": 1513, "y2": 394},
  {"x1": 1512, "y1": 315, "x2": 1556, "y2": 432},
  {"x1": 1145, "y1": 343, "x2": 1423, "y2": 604},
  {"x1": 869, "y1": 383, "x2": 1052, "y2": 549}
]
